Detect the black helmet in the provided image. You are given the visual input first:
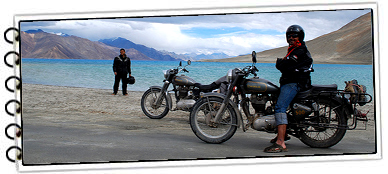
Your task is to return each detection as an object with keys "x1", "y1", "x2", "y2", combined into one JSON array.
[
  {"x1": 127, "y1": 76, "x2": 135, "y2": 84},
  {"x1": 286, "y1": 25, "x2": 305, "y2": 41}
]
